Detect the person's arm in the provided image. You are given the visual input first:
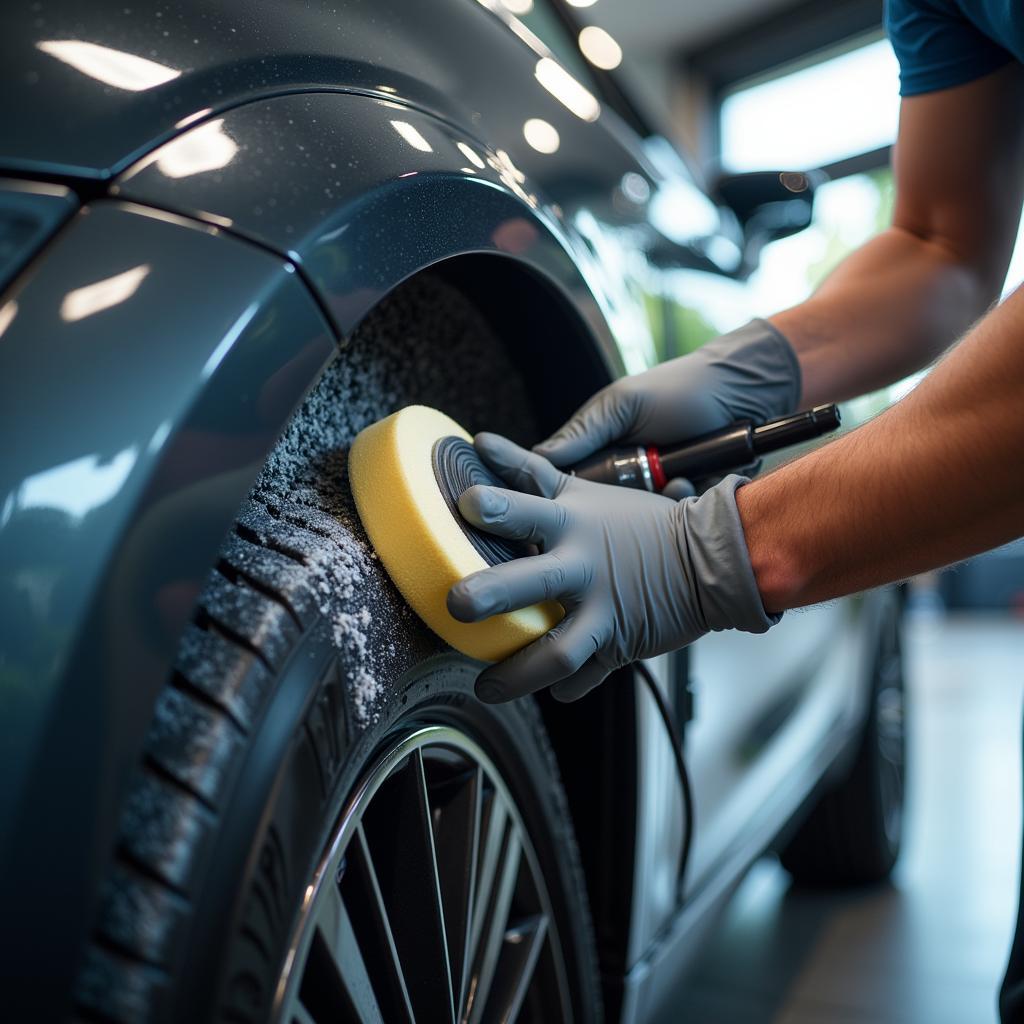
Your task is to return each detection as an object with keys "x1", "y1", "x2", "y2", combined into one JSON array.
[
  {"x1": 740, "y1": 282, "x2": 1024, "y2": 611},
  {"x1": 450, "y1": 282, "x2": 1024, "y2": 703},
  {"x1": 536, "y1": 66, "x2": 1024, "y2": 487},
  {"x1": 772, "y1": 62, "x2": 1024, "y2": 406}
]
